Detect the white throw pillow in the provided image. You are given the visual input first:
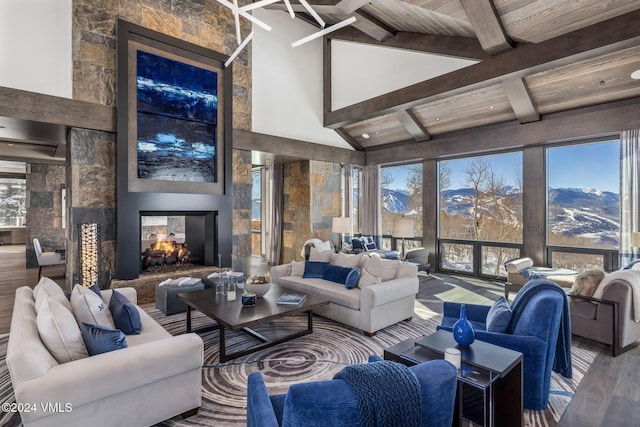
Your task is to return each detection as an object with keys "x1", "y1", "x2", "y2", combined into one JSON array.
[
  {"x1": 309, "y1": 247, "x2": 332, "y2": 262},
  {"x1": 70, "y1": 284, "x2": 116, "y2": 329},
  {"x1": 314, "y1": 240, "x2": 332, "y2": 252},
  {"x1": 37, "y1": 297, "x2": 88, "y2": 363},
  {"x1": 505, "y1": 257, "x2": 533, "y2": 273},
  {"x1": 33, "y1": 277, "x2": 71, "y2": 312},
  {"x1": 364, "y1": 256, "x2": 400, "y2": 282},
  {"x1": 290, "y1": 260, "x2": 305, "y2": 277},
  {"x1": 331, "y1": 252, "x2": 363, "y2": 269},
  {"x1": 358, "y1": 269, "x2": 382, "y2": 288}
]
